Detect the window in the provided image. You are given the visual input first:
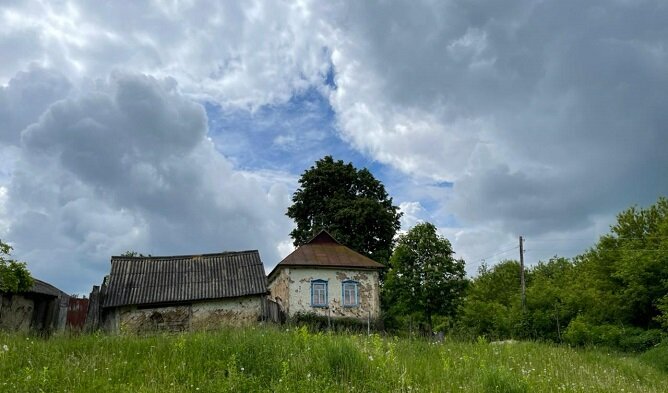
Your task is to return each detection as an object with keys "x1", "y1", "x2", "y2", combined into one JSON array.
[
  {"x1": 342, "y1": 280, "x2": 359, "y2": 307},
  {"x1": 311, "y1": 280, "x2": 328, "y2": 307}
]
